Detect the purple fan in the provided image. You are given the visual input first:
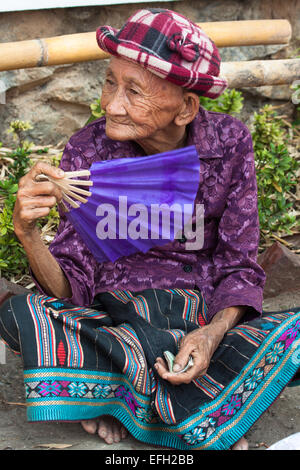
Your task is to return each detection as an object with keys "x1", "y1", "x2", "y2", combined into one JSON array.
[{"x1": 59, "y1": 146, "x2": 200, "y2": 263}]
